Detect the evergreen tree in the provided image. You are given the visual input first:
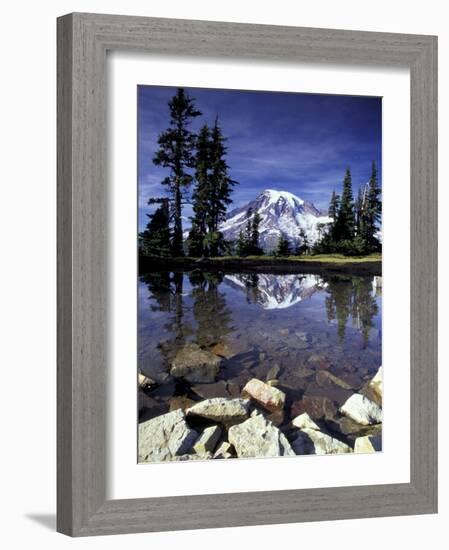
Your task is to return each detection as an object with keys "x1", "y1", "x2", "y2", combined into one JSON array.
[
  {"x1": 361, "y1": 161, "x2": 382, "y2": 250},
  {"x1": 328, "y1": 190, "x2": 340, "y2": 220},
  {"x1": 334, "y1": 168, "x2": 355, "y2": 242},
  {"x1": 207, "y1": 117, "x2": 237, "y2": 255},
  {"x1": 236, "y1": 230, "x2": 246, "y2": 257},
  {"x1": 188, "y1": 124, "x2": 211, "y2": 256},
  {"x1": 355, "y1": 186, "x2": 364, "y2": 236},
  {"x1": 295, "y1": 228, "x2": 309, "y2": 255},
  {"x1": 153, "y1": 88, "x2": 201, "y2": 256},
  {"x1": 138, "y1": 198, "x2": 170, "y2": 256},
  {"x1": 248, "y1": 211, "x2": 263, "y2": 255},
  {"x1": 276, "y1": 234, "x2": 291, "y2": 256}
]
